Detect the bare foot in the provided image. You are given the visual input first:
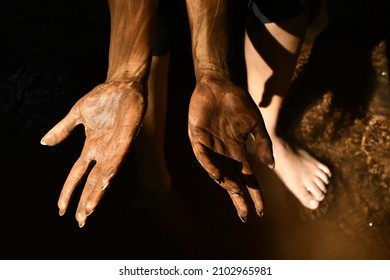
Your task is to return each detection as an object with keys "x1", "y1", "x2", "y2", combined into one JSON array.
[
  {"x1": 248, "y1": 135, "x2": 331, "y2": 209},
  {"x1": 271, "y1": 136, "x2": 331, "y2": 209}
]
